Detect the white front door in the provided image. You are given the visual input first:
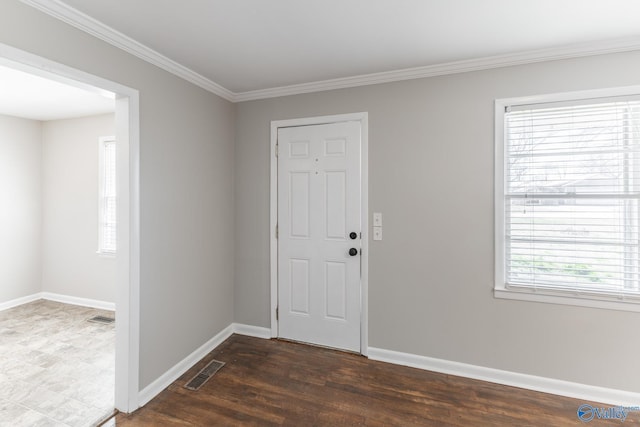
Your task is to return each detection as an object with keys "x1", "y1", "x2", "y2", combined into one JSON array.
[{"x1": 277, "y1": 121, "x2": 362, "y2": 352}]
